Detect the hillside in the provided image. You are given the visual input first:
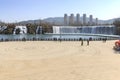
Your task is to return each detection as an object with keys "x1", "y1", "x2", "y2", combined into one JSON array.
[{"x1": 18, "y1": 17, "x2": 118, "y2": 25}]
